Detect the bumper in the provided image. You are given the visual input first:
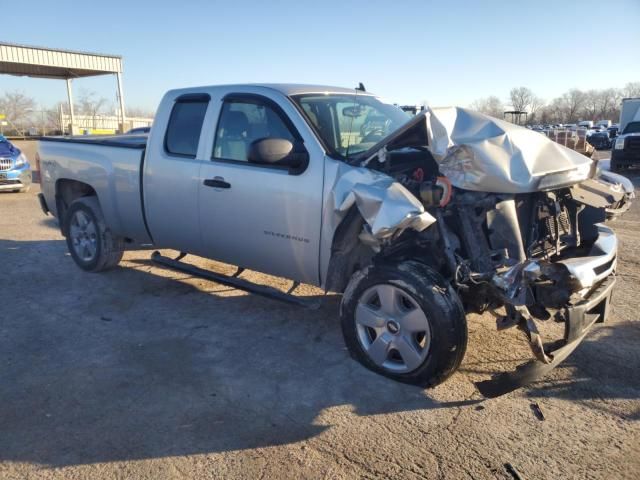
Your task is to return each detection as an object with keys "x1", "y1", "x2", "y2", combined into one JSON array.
[
  {"x1": 478, "y1": 225, "x2": 618, "y2": 397},
  {"x1": 0, "y1": 164, "x2": 32, "y2": 191},
  {"x1": 558, "y1": 225, "x2": 616, "y2": 289},
  {"x1": 612, "y1": 149, "x2": 640, "y2": 169},
  {"x1": 477, "y1": 274, "x2": 616, "y2": 398}
]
